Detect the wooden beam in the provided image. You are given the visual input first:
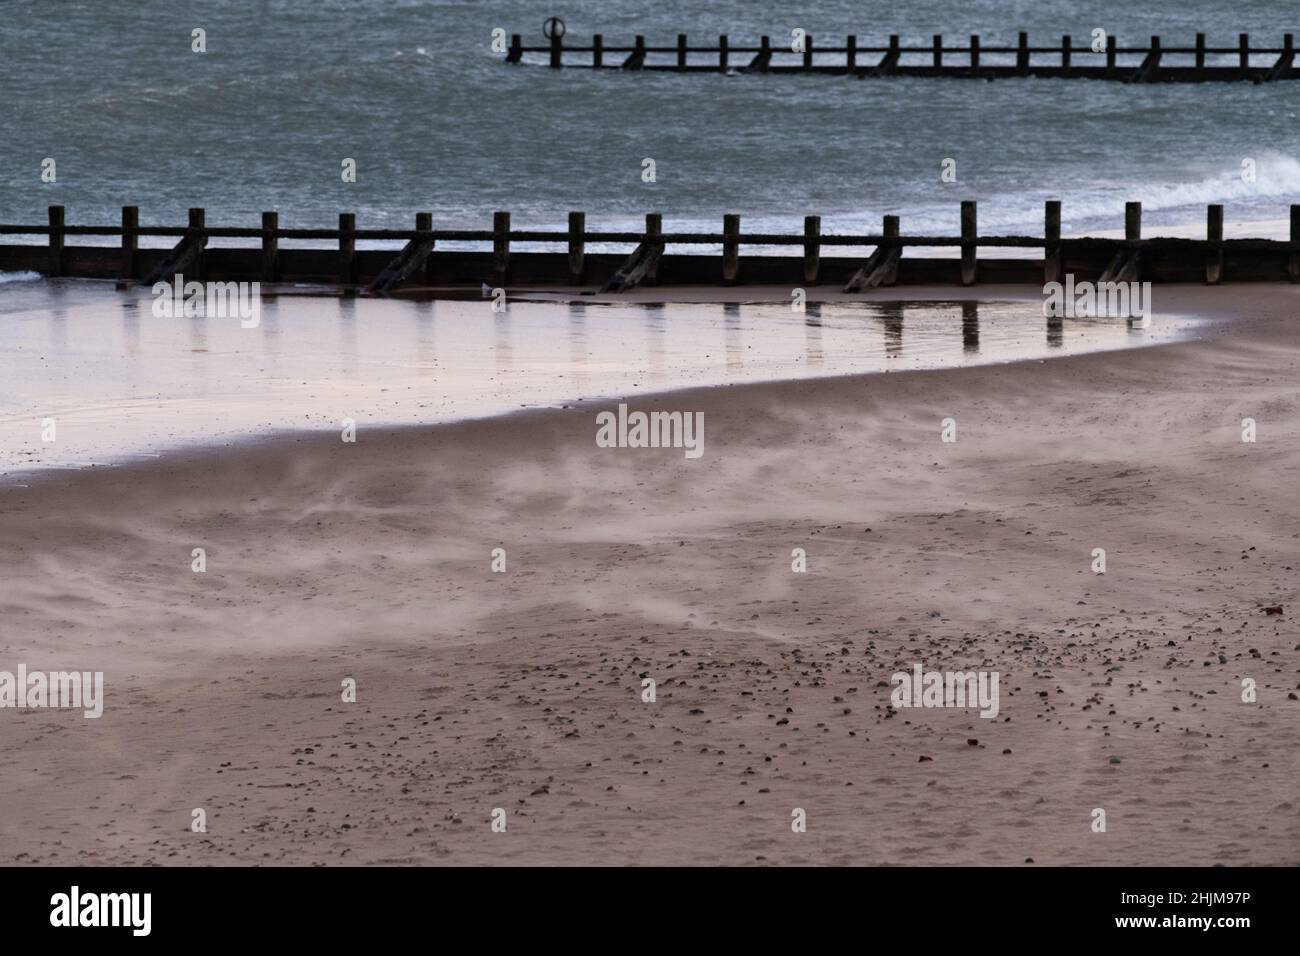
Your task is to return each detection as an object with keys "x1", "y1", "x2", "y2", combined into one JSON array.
[
  {"x1": 261, "y1": 210, "x2": 278, "y2": 282},
  {"x1": 339, "y1": 212, "x2": 356, "y2": 287},
  {"x1": 1130, "y1": 36, "x2": 1161, "y2": 82},
  {"x1": 600, "y1": 213, "x2": 663, "y2": 293},
  {"x1": 1290, "y1": 205, "x2": 1300, "y2": 282},
  {"x1": 120, "y1": 205, "x2": 138, "y2": 280},
  {"x1": 1101, "y1": 202, "x2": 1142, "y2": 282},
  {"x1": 876, "y1": 34, "x2": 900, "y2": 75},
  {"x1": 142, "y1": 207, "x2": 206, "y2": 286},
  {"x1": 1266, "y1": 33, "x2": 1293, "y2": 81},
  {"x1": 365, "y1": 212, "x2": 435, "y2": 295},
  {"x1": 493, "y1": 211, "x2": 510, "y2": 286},
  {"x1": 567, "y1": 211, "x2": 585, "y2": 284},
  {"x1": 47, "y1": 205, "x2": 64, "y2": 277},
  {"x1": 722, "y1": 214, "x2": 739, "y2": 283},
  {"x1": 1043, "y1": 200, "x2": 1062, "y2": 284},
  {"x1": 1205, "y1": 204, "x2": 1223, "y2": 284},
  {"x1": 623, "y1": 36, "x2": 646, "y2": 70},
  {"x1": 960, "y1": 201, "x2": 977, "y2": 285},
  {"x1": 803, "y1": 215, "x2": 820, "y2": 284},
  {"x1": 844, "y1": 215, "x2": 900, "y2": 291}
]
